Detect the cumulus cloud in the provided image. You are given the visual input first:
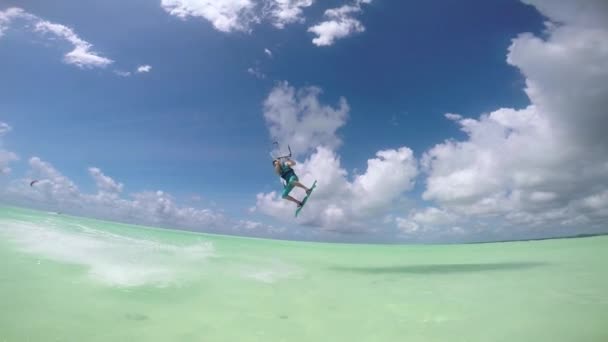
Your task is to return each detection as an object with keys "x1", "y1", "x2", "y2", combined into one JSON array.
[
  {"x1": 0, "y1": 122, "x2": 18, "y2": 174},
  {"x1": 158, "y1": 0, "x2": 372, "y2": 46},
  {"x1": 88, "y1": 167, "x2": 123, "y2": 194},
  {"x1": 350, "y1": 147, "x2": 418, "y2": 215},
  {"x1": 307, "y1": 0, "x2": 372, "y2": 46},
  {"x1": 396, "y1": 207, "x2": 460, "y2": 233},
  {"x1": 137, "y1": 65, "x2": 152, "y2": 73},
  {"x1": 416, "y1": 0, "x2": 608, "y2": 235},
  {"x1": 258, "y1": 0, "x2": 608, "y2": 239},
  {"x1": 0, "y1": 7, "x2": 113, "y2": 69},
  {"x1": 258, "y1": 82, "x2": 418, "y2": 232},
  {"x1": 265, "y1": 0, "x2": 313, "y2": 29},
  {"x1": 234, "y1": 219, "x2": 286, "y2": 234},
  {"x1": 24, "y1": 157, "x2": 81, "y2": 205},
  {"x1": 255, "y1": 145, "x2": 418, "y2": 232},
  {"x1": 263, "y1": 81, "x2": 349, "y2": 157},
  {"x1": 159, "y1": 0, "x2": 314, "y2": 32},
  {"x1": 161, "y1": 0, "x2": 258, "y2": 32},
  {"x1": 3, "y1": 157, "x2": 280, "y2": 237}
]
